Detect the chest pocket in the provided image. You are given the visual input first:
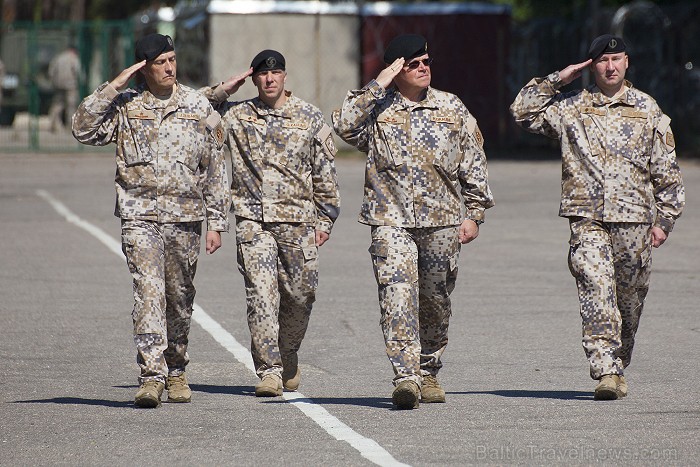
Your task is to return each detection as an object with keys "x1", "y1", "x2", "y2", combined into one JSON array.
[
  {"x1": 577, "y1": 106, "x2": 605, "y2": 160},
  {"x1": 239, "y1": 113, "x2": 266, "y2": 160},
  {"x1": 617, "y1": 108, "x2": 652, "y2": 168},
  {"x1": 373, "y1": 113, "x2": 406, "y2": 172},
  {"x1": 174, "y1": 112, "x2": 206, "y2": 172},
  {"x1": 280, "y1": 119, "x2": 312, "y2": 171},
  {"x1": 124, "y1": 109, "x2": 158, "y2": 166},
  {"x1": 431, "y1": 111, "x2": 461, "y2": 175}
]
